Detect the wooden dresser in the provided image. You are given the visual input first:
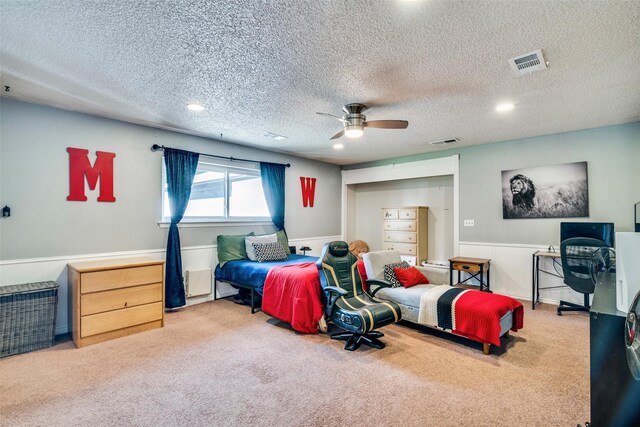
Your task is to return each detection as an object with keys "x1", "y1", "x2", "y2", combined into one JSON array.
[
  {"x1": 381, "y1": 206, "x2": 428, "y2": 265},
  {"x1": 68, "y1": 257, "x2": 165, "y2": 348}
]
